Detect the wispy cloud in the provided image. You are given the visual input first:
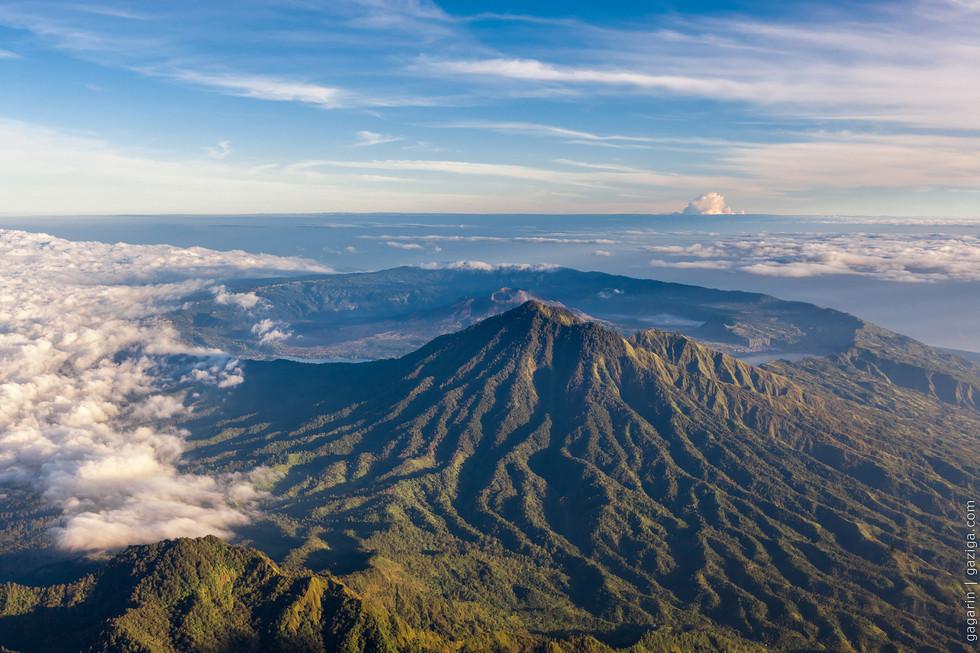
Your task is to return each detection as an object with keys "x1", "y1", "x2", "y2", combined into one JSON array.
[
  {"x1": 423, "y1": 2, "x2": 980, "y2": 131},
  {"x1": 75, "y1": 5, "x2": 153, "y2": 20},
  {"x1": 441, "y1": 121, "x2": 662, "y2": 148},
  {"x1": 206, "y1": 139, "x2": 232, "y2": 160},
  {"x1": 343, "y1": 0, "x2": 454, "y2": 38},
  {"x1": 354, "y1": 130, "x2": 402, "y2": 146},
  {"x1": 552, "y1": 159, "x2": 642, "y2": 173},
  {"x1": 290, "y1": 158, "x2": 601, "y2": 186},
  {"x1": 0, "y1": 5, "x2": 443, "y2": 110},
  {"x1": 0, "y1": 119, "x2": 476, "y2": 214},
  {"x1": 166, "y1": 69, "x2": 441, "y2": 110},
  {"x1": 0, "y1": 6, "x2": 162, "y2": 53},
  {"x1": 0, "y1": 48, "x2": 19, "y2": 59},
  {"x1": 721, "y1": 132, "x2": 980, "y2": 190},
  {"x1": 288, "y1": 157, "x2": 730, "y2": 193},
  {"x1": 6, "y1": 118, "x2": 673, "y2": 214},
  {"x1": 429, "y1": 57, "x2": 748, "y2": 96},
  {"x1": 174, "y1": 71, "x2": 347, "y2": 108},
  {"x1": 444, "y1": 121, "x2": 746, "y2": 151}
]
